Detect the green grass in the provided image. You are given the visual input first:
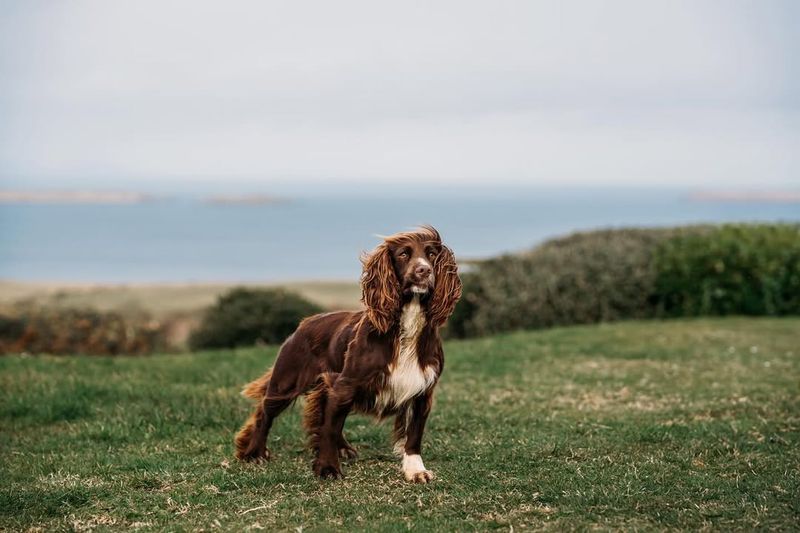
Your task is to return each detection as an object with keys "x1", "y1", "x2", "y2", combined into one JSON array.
[{"x1": 1, "y1": 318, "x2": 798, "y2": 531}]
